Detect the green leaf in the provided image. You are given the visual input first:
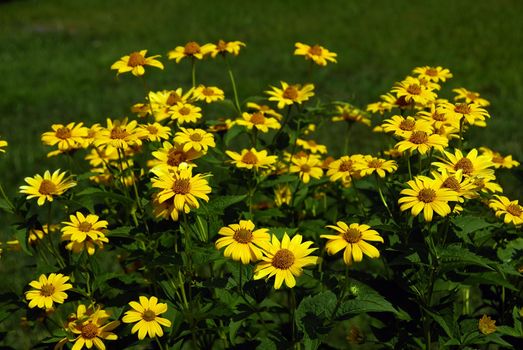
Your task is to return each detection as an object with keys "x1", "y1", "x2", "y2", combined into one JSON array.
[
  {"x1": 76, "y1": 187, "x2": 135, "y2": 206},
  {"x1": 422, "y1": 307, "x2": 455, "y2": 338},
  {"x1": 335, "y1": 281, "x2": 398, "y2": 319},
  {"x1": 295, "y1": 291, "x2": 337, "y2": 340},
  {"x1": 0, "y1": 198, "x2": 13, "y2": 213},
  {"x1": 224, "y1": 125, "x2": 244, "y2": 146},
  {"x1": 452, "y1": 215, "x2": 496, "y2": 236},
  {"x1": 437, "y1": 244, "x2": 495, "y2": 271},
  {"x1": 462, "y1": 272, "x2": 517, "y2": 291},
  {"x1": 196, "y1": 195, "x2": 247, "y2": 215},
  {"x1": 14, "y1": 227, "x2": 32, "y2": 256},
  {"x1": 265, "y1": 227, "x2": 299, "y2": 239}
]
